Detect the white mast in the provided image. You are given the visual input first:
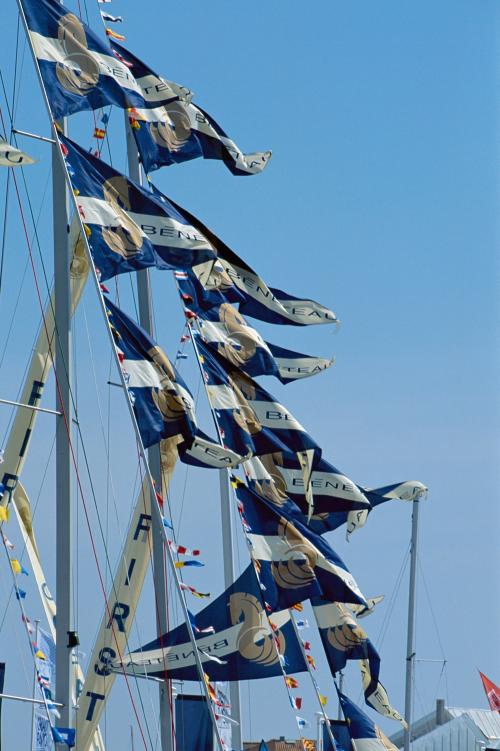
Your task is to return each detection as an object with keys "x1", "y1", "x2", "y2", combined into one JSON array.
[
  {"x1": 403, "y1": 498, "x2": 420, "y2": 751},
  {"x1": 53, "y1": 119, "x2": 75, "y2": 743},
  {"x1": 124, "y1": 115, "x2": 174, "y2": 751}
]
